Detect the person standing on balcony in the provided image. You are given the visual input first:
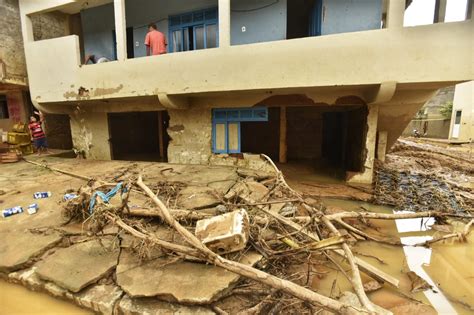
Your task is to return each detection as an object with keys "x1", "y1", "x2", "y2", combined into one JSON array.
[
  {"x1": 145, "y1": 23, "x2": 167, "y2": 56},
  {"x1": 28, "y1": 111, "x2": 50, "y2": 156}
]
